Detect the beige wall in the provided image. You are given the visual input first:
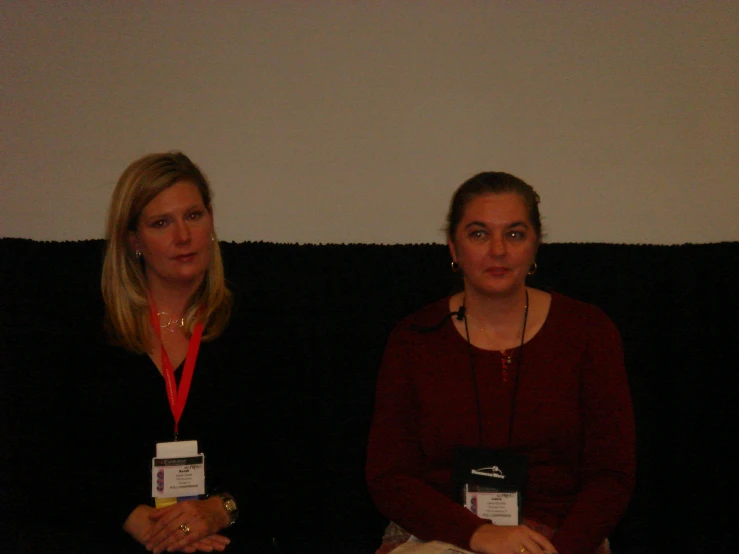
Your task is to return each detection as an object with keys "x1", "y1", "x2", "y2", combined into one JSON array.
[{"x1": 1, "y1": 1, "x2": 737, "y2": 244}]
